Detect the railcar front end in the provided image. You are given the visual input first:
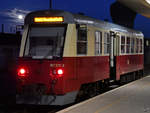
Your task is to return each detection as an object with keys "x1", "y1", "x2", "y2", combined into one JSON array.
[{"x1": 16, "y1": 13, "x2": 80, "y2": 105}]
